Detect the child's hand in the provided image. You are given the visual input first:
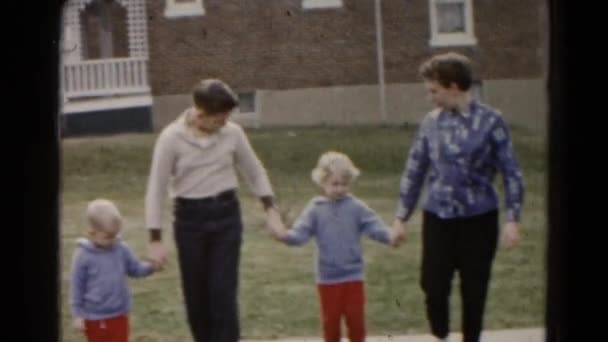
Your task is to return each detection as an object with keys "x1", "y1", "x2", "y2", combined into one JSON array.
[
  {"x1": 149, "y1": 259, "x2": 164, "y2": 272},
  {"x1": 147, "y1": 241, "x2": 169, "y2": 269},
  {"x1": 144, "y1": 258, "x2": 164, "y2": 272},
  {"x1": 72, "y1": 317, "x2": 85, "y2": 333},
  {"x1": 272, "y1": 224, "x2": 288, "y2": 241},
  {"x1": 266, "y1": 207, "x2": 287, "y2": 241},
  {"x1": 390, "y1": 219, "x2": 408, "y2": 248}
]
